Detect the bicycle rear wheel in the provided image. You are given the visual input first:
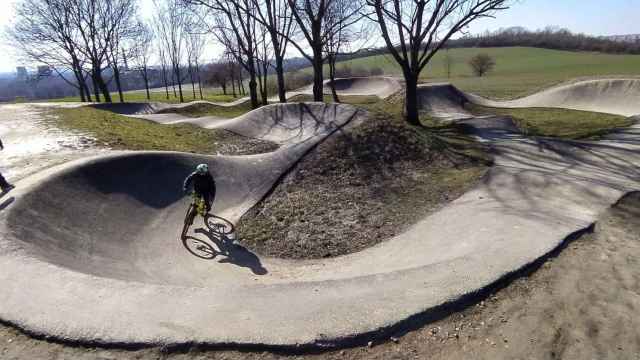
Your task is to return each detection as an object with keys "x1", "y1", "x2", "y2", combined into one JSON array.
[{"x1": 204, "y1": 214, "x2": 235, "y2": 236}]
